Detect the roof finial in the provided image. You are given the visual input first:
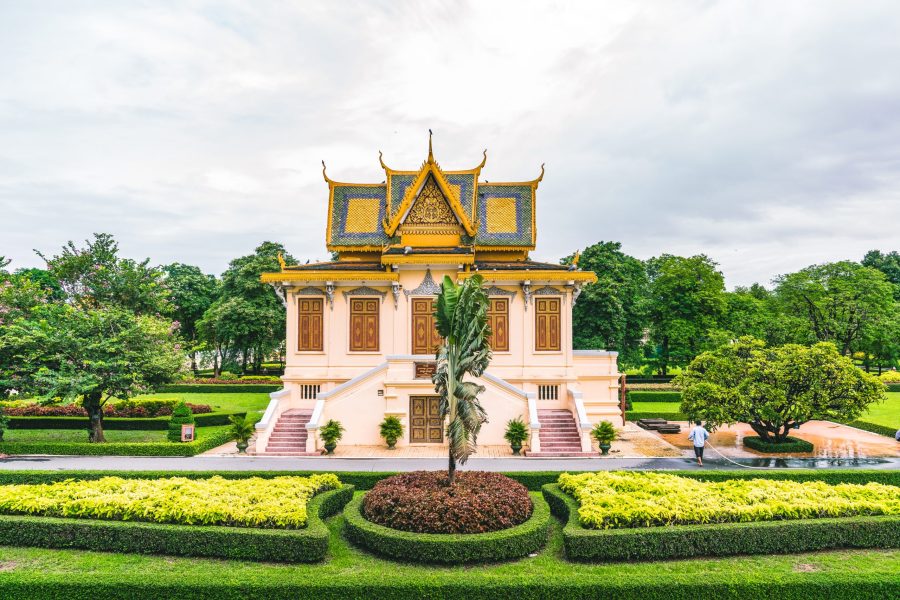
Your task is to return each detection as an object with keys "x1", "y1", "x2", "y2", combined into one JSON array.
[
  {"x1": 533, "y1": 162, "x2": 545, "y2": 186},
  {"x1": 476, "y1": 149, "x2": 487, "y2": 170},
  {"x1": 427, "y1": 129, "x2": 434, "y2": 163},
  {"x1": 378, "y1": 150, "x2": 388, "y2": 170},
  {"x1": 277, "y1": 252, "x2": 286, "y2": 271},
  {"x1": 321, "y1": 160, "x2": 332, "y2": 184}
]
